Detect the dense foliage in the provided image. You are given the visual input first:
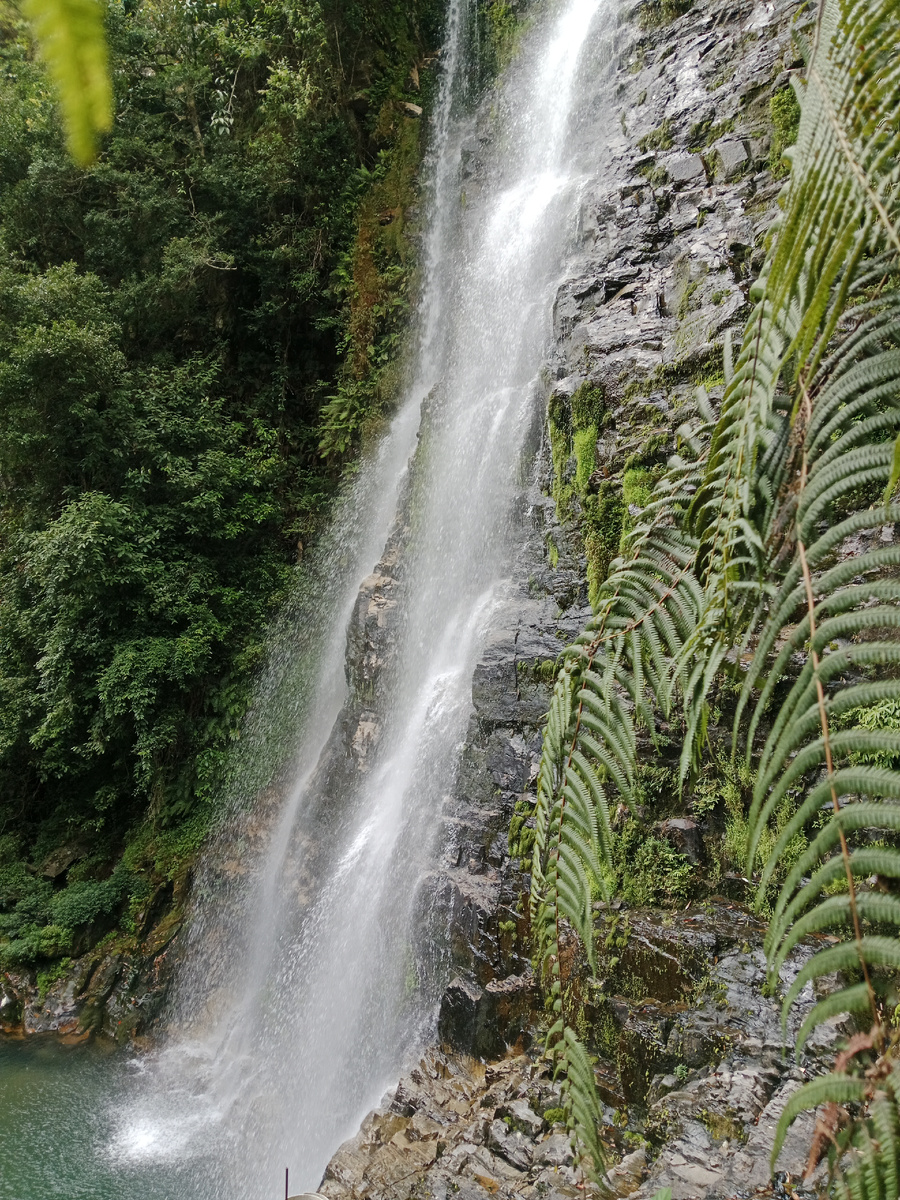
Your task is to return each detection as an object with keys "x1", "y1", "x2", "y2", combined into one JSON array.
[{"x1": 0, "y1": 0, "x2": 438, "y2": 966}]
